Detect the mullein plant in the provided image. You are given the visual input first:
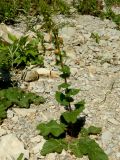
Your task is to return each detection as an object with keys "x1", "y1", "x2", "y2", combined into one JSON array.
[{"x1": 37, "y1": 26, "x2": 109, "y2": 160}]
